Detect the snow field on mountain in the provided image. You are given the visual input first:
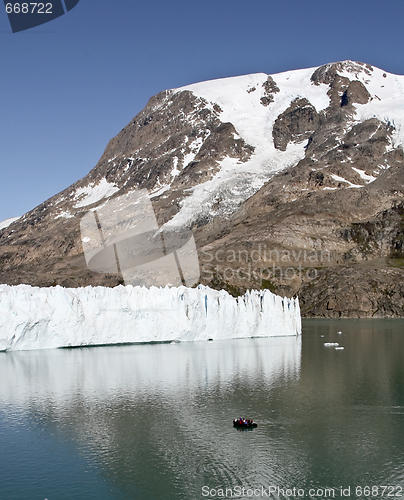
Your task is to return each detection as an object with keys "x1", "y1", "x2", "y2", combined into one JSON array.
[
  {"x1": 179, "y1": 68, "x2": 330, "y2": 154},
  {"x1": 164, "y1": 64, "x2": 404, "y2": 227},
  {"x1": 164, "y1": 69, "x2": 330, "y2": 227},
  {"x1": 0, "y1": 284, "x2": 301, "y2": 351}
]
